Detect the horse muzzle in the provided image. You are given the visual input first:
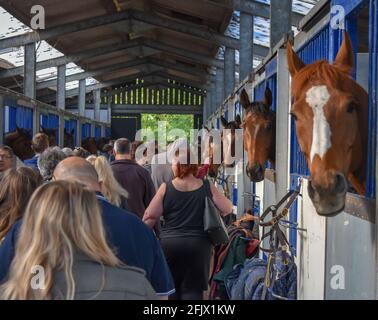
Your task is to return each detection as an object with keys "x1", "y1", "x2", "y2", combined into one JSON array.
[
  {"x1": 246, "y1": 163, "x2": 265, "y2": 182},
  {"x1": 308, "y1": 172, "x2": 348, "y2": 216}
]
